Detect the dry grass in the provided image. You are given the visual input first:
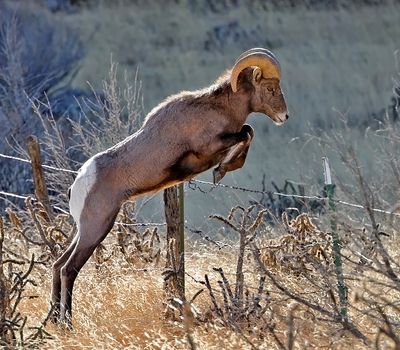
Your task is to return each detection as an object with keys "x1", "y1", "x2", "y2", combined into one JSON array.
[
  {"x1": 1, "y1": 4, "x2": 400, "y2": 344},
  {"x1": 1, "y1": 206, "x2": 399, "y2": 349},
  {"x1": 10, "y1": 246, "x2": 394, "y2": 349}
]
